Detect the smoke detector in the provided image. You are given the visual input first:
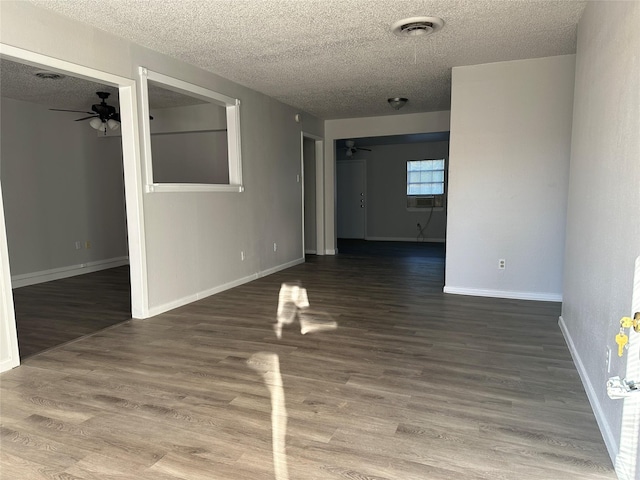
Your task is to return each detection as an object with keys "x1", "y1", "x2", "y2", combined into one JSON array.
[
  {"x1": 34, "y1": 71, "x2": 65, "y2": 80},
  {"x1": 392, "y1": 16, "x2": 444, "y2": 37}
]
